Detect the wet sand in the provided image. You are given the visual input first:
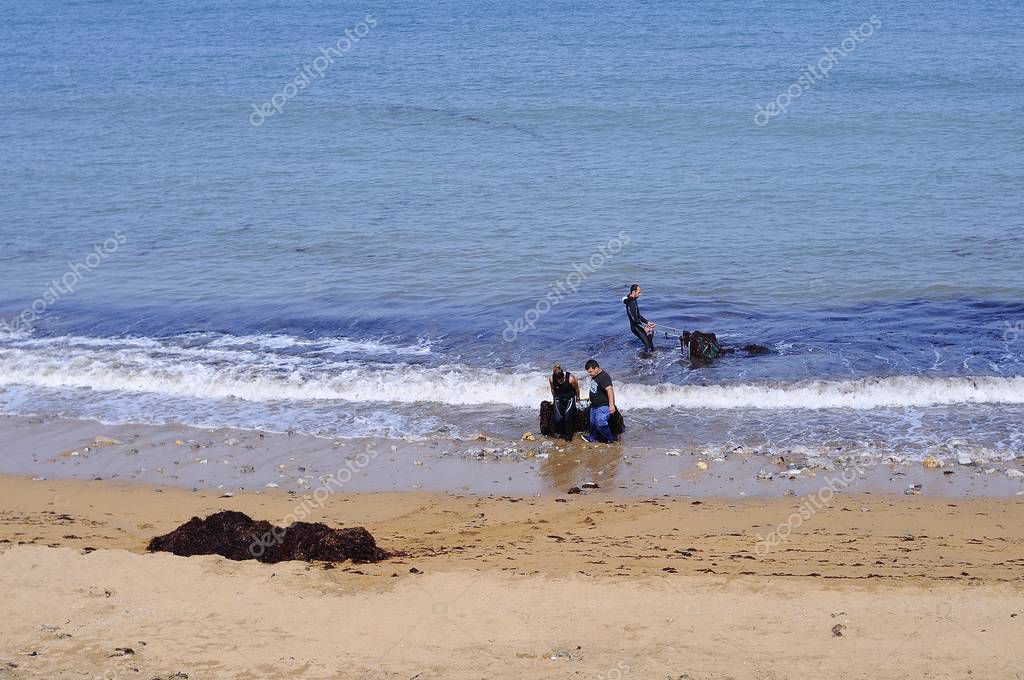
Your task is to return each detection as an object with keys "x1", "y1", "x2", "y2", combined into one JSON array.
[
  {"x1": 2, "y1": 475, "x2": 1024, "y2": 679},
  {"x1": 1, "y1": 414, "x2": 1023, "y2": 498}
]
